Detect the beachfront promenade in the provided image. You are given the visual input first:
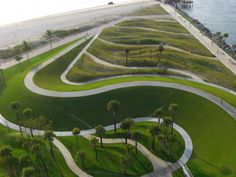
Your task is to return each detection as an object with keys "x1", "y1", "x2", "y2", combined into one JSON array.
[{"x1": 161, "y1": 3, "x2": 236, "y2": 75}]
